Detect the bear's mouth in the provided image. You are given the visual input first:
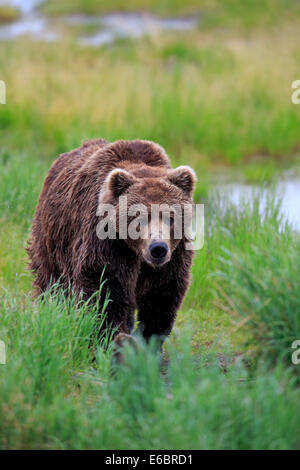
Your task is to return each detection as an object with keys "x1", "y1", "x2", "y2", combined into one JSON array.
[
  {"x1": 150, "y1": 257, "x2": 169, "y2": 267},
  {"x1": 144, "y1": 256, "x2": 170, "y2": 268}
]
